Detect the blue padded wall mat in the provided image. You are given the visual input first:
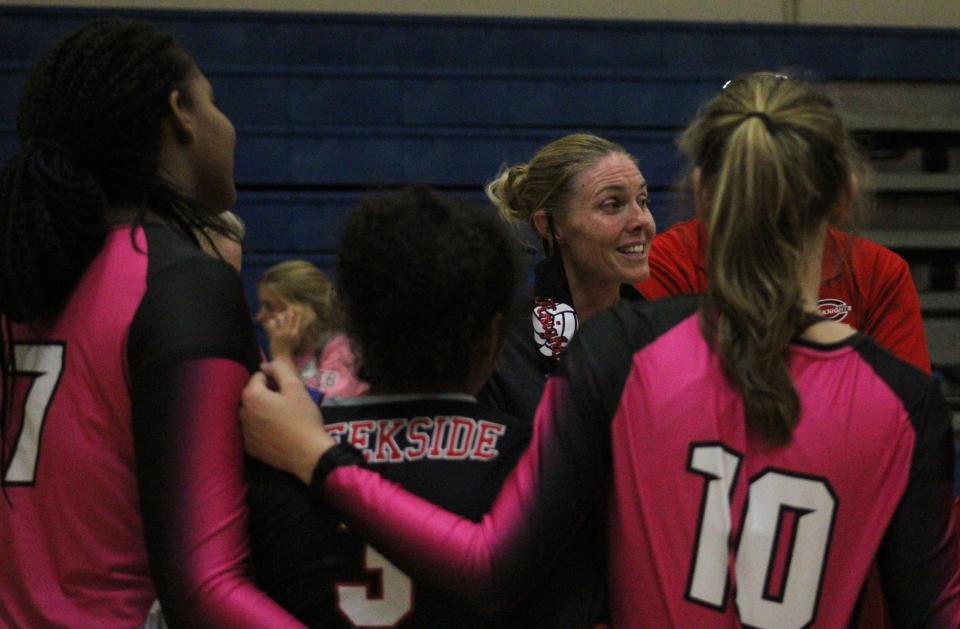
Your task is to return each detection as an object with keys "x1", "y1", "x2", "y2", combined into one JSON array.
[{"x1": 2, "y1": 6, "x2": 959, "y2": 287}]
